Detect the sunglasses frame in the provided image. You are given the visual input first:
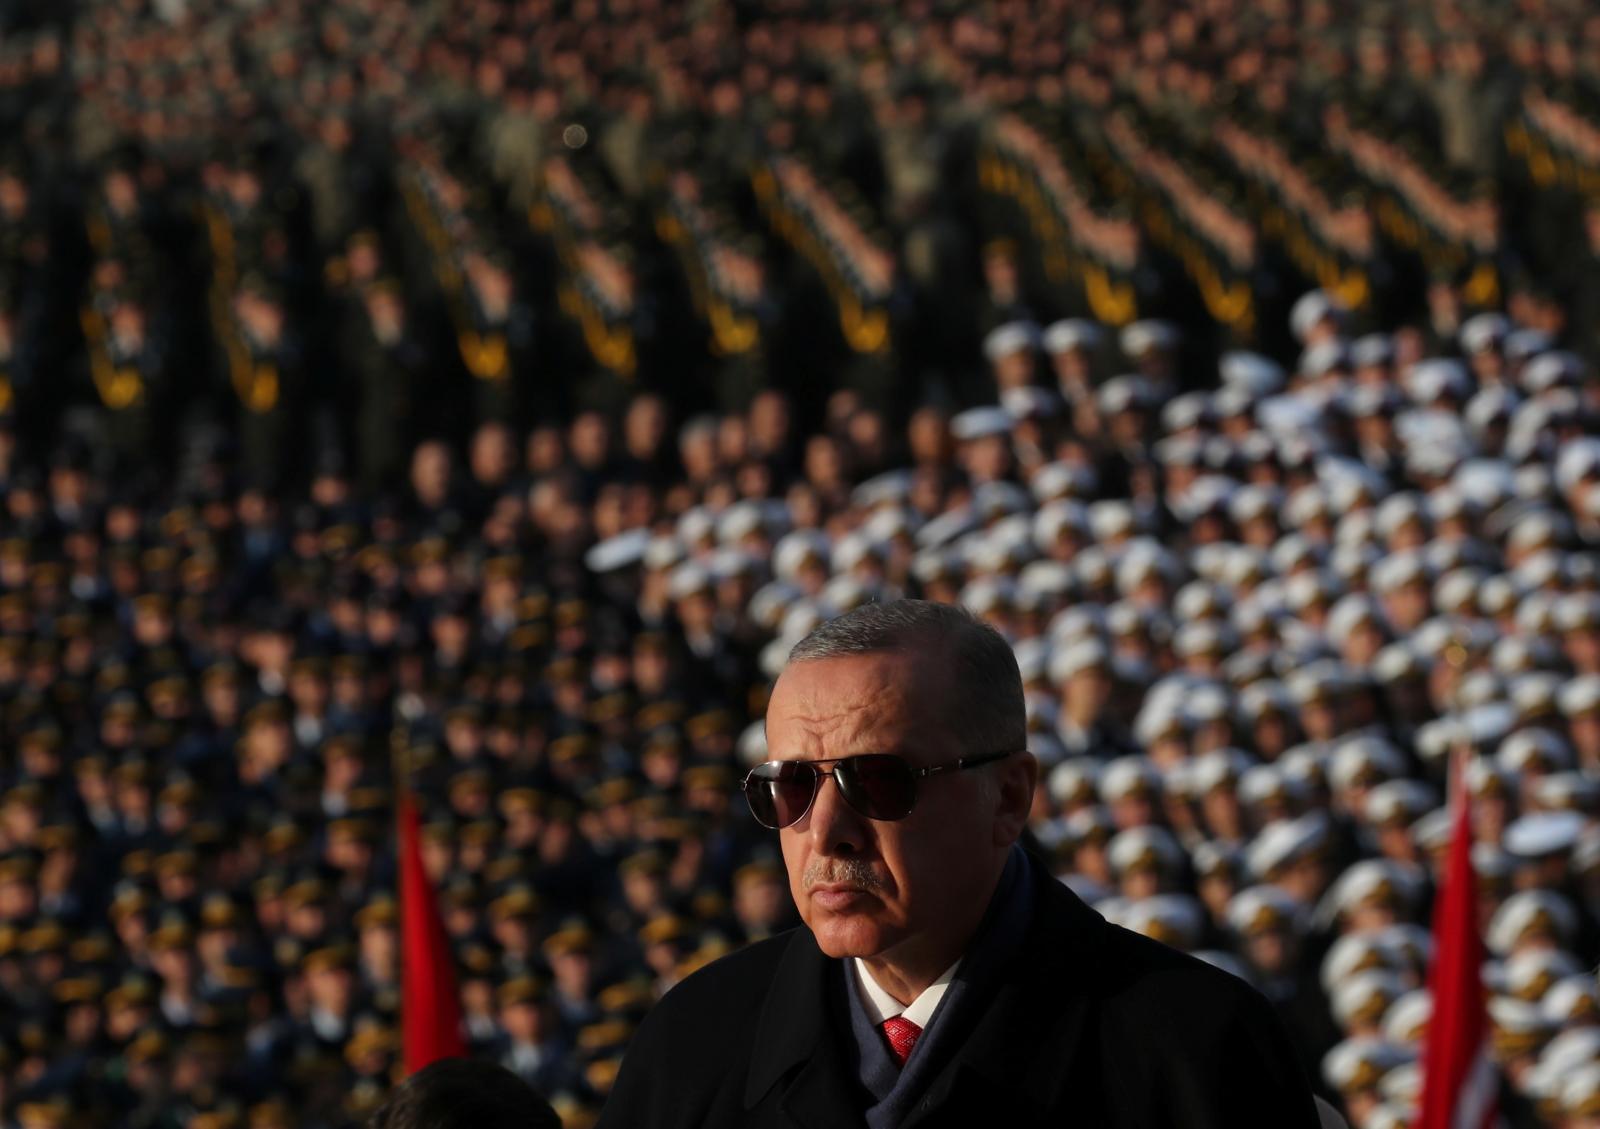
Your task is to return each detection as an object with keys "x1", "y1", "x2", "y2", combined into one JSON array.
[{"x1": 740, "y1": 749, "x2": 1023, "y2": 829}]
